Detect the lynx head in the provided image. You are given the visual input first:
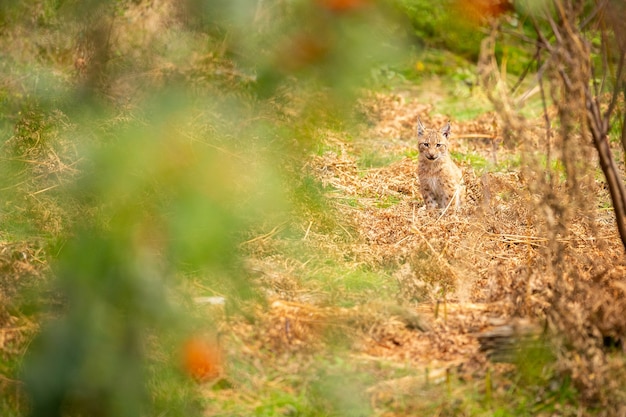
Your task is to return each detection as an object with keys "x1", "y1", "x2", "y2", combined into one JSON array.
[{"x1": 417, "y1": 118, "x2": 451, "y2": 161}]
